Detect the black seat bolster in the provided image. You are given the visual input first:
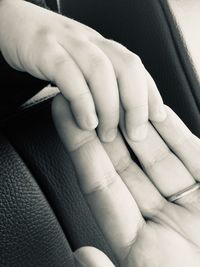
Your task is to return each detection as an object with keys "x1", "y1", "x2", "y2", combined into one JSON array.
[
  {"x1": 0, "y1": 132, "x2": 75, "y2": 267},
  {"x1": 2, "y1": 100, "x2": 119, "y2": 266}
]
